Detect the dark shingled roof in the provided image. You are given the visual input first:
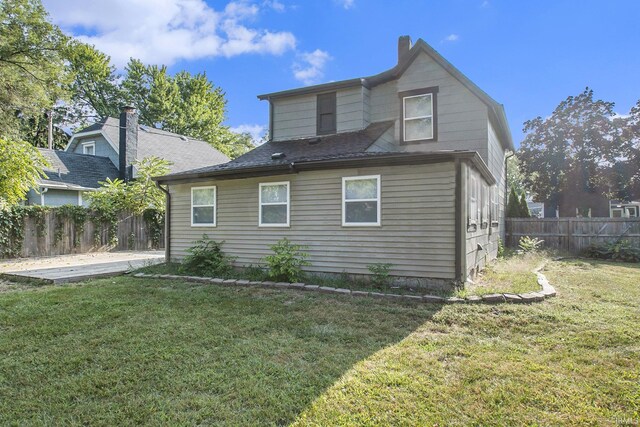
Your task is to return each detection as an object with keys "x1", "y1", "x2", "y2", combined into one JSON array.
[
  {"x1": 37, "y1": 149, "x2": 119, "y2": 190},
  {"x1": 160, "y1": 121, "x2": 394, "y2": 179},
  {"x1": 72, "y1": 117, "x2": 230, "y2": 174}
]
